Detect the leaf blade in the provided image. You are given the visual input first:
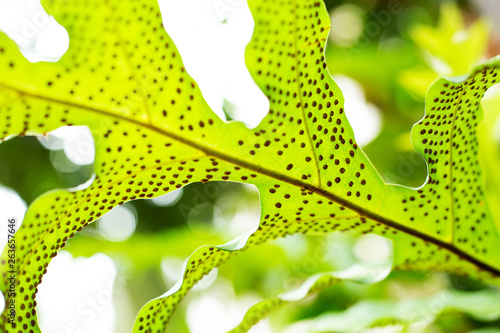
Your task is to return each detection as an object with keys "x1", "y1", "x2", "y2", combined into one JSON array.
[{"x1": 0, "y1": 0, "x2": 500, "y2": 332}]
